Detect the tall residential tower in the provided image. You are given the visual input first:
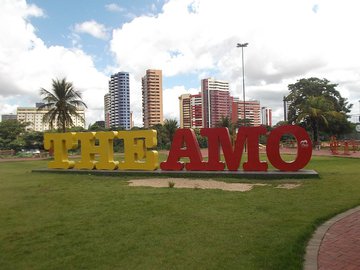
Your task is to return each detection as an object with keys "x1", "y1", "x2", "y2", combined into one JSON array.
[
  {"x1": 179, "y1": 92, "x2": 203, "y2": 128},
  {"x1": 261, "y1": 107, "x2": 272, "y2": 126},
  {"x1": 108, "y1": 72, "x2": 130, "y2": 130},
  {"x1": 142, "y1": 69, "x2": 163, "y2": 128},
  {"x1": 202, "y1": 78, "x2": 231, "y2": 128},
  {"x1": 104, "y1": 93, "x2": 110, "y2": 129},
  {"x1": 232, "y1": 99, "x2": 261, "y2": 126}
]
